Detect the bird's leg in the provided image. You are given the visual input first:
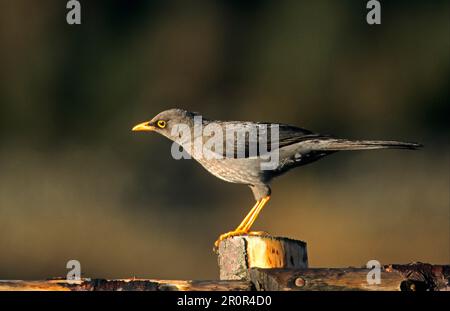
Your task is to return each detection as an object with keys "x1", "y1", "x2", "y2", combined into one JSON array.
[
  {"x1": 234, "y1": 199, "x2": 262, "y2": 231},
  {"x1": 242, "y1": 196, "x2": 270, "y2": 232},
  {"x1": 214, "y1": 196, "x2": 271, "y2": 250},
  {"x1": 213, "y1": 200, "x2": 262, "y2": 250}
]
